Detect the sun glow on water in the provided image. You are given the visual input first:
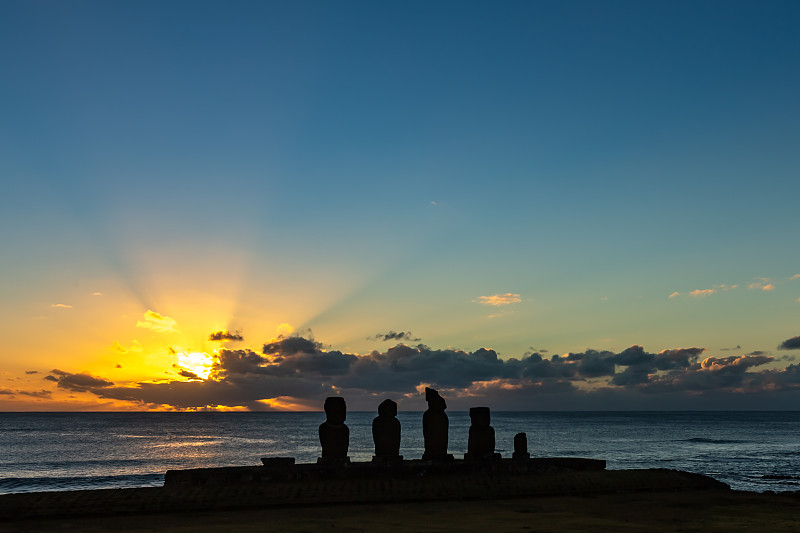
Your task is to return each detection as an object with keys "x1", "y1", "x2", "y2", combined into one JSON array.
[{"x1": 177, "y1": 352, "x2": 214, "y2": 380}]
